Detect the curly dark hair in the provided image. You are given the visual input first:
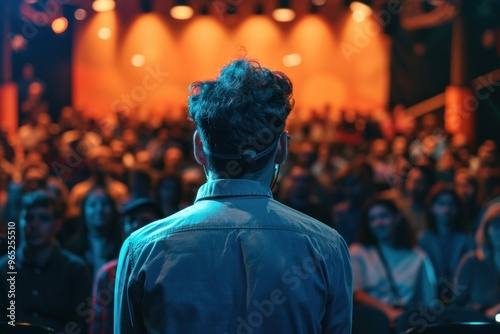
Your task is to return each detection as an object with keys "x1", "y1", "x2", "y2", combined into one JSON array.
[{"x1": 188, "y1": 58, "x2": 294, "y2": 177}]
